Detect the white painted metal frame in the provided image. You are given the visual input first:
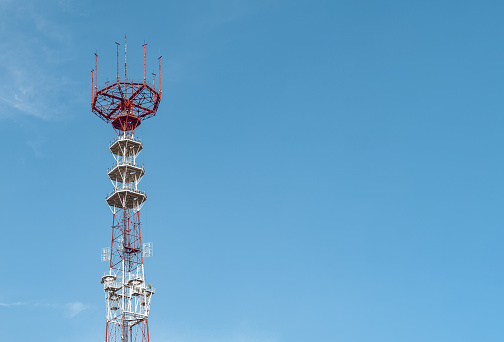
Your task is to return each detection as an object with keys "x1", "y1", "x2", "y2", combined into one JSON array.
[{"x1": 102, "y1": 130, "x2": 154, "y2": 331}]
